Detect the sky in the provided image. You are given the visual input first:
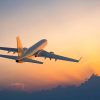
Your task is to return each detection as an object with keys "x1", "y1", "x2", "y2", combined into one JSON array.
[{"x1": 0, "y1": 0, "x2": 100, "y2": 91}]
